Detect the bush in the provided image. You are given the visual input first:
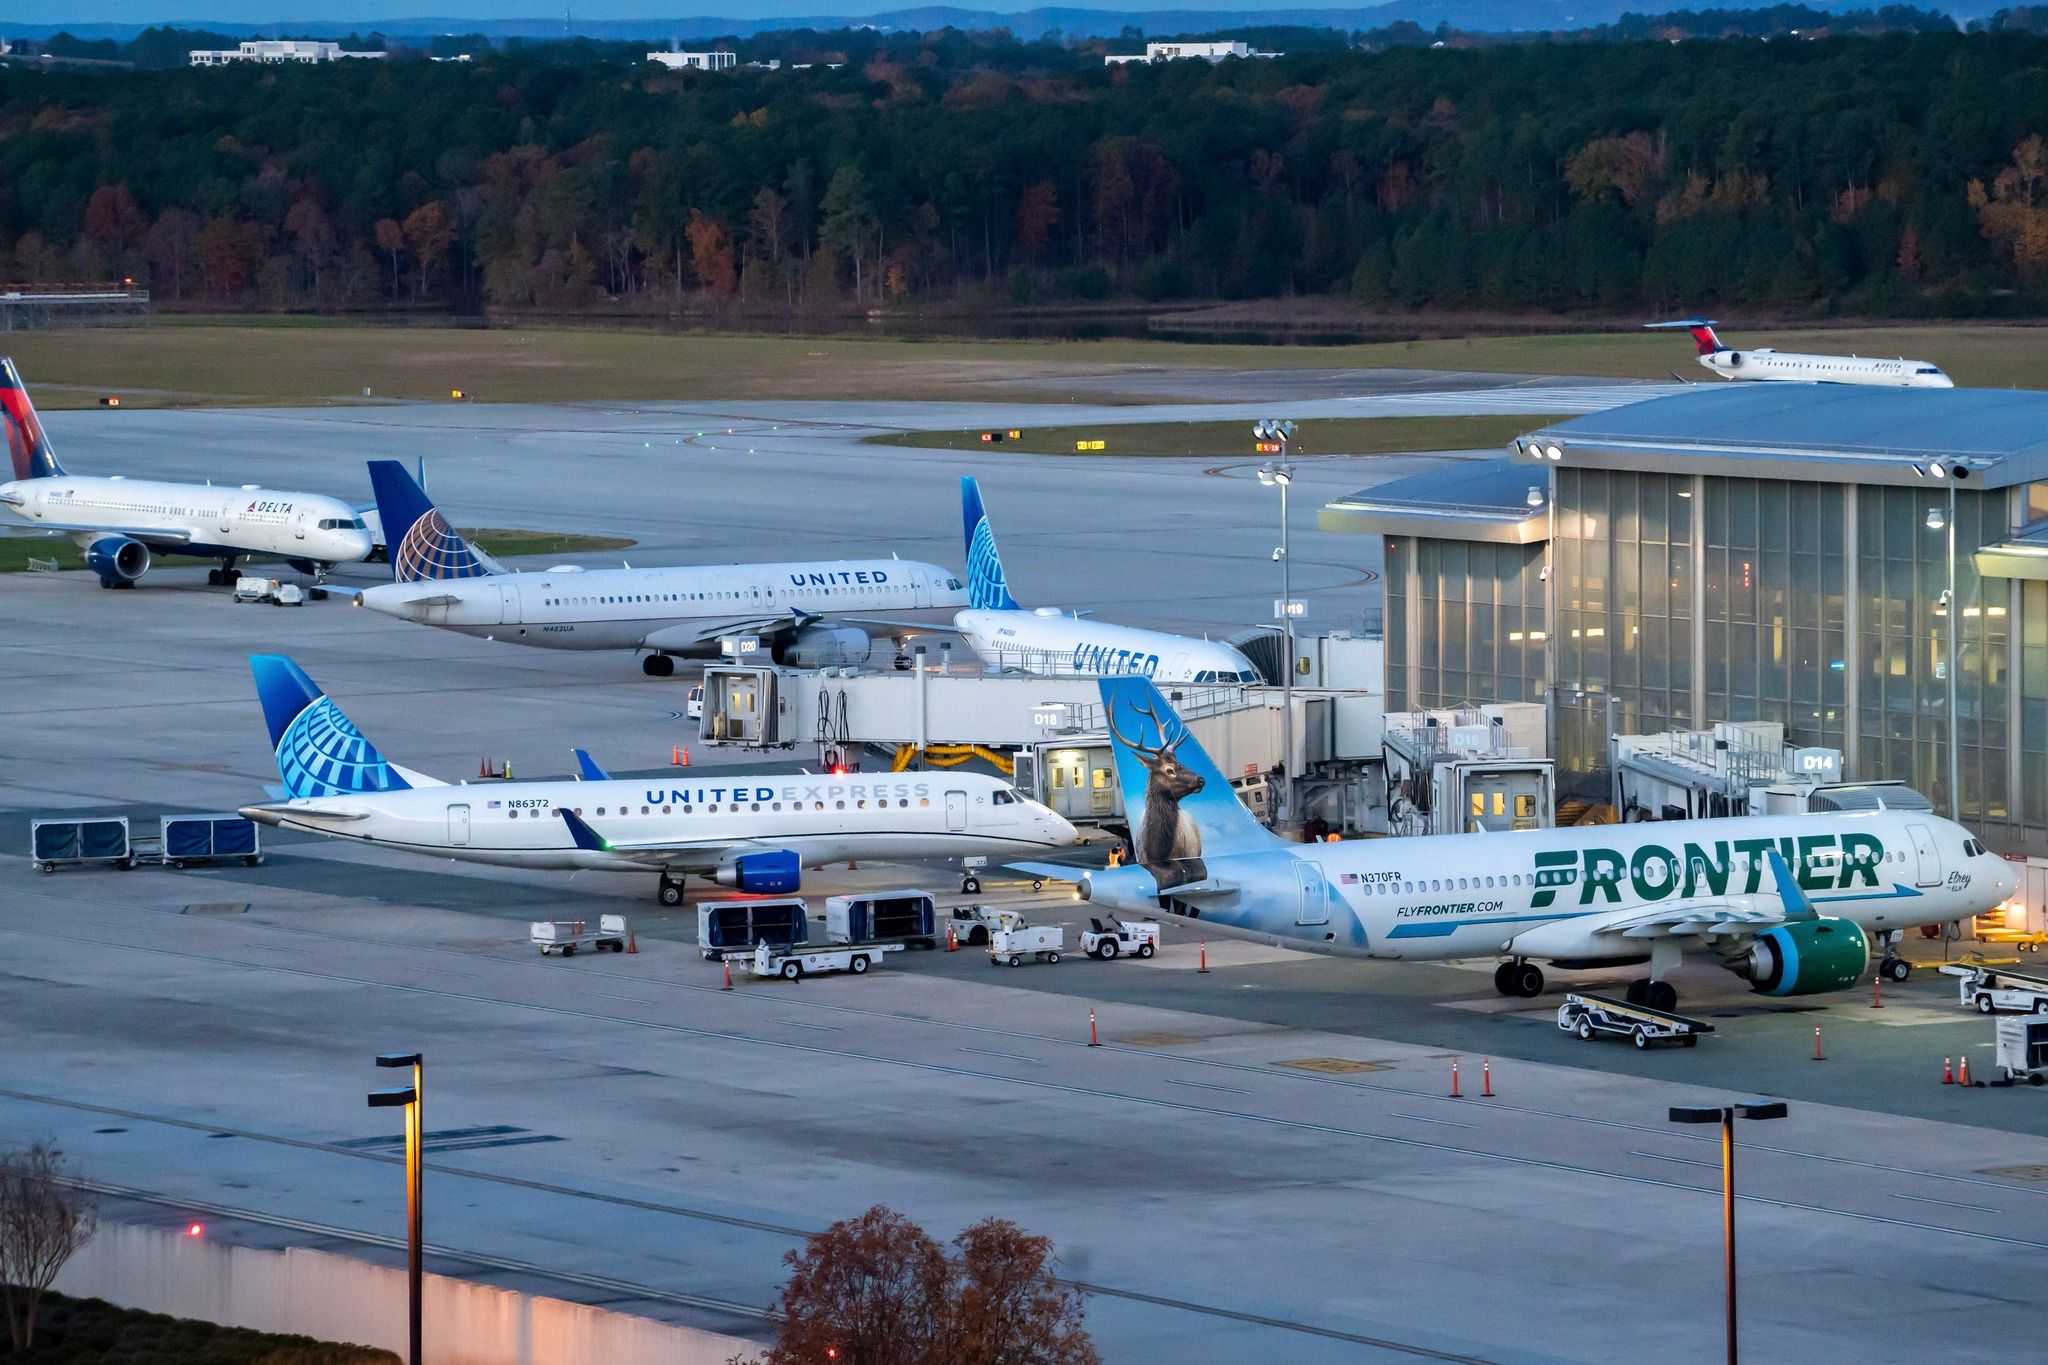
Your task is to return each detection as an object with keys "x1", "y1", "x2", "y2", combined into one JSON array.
[
  {"x1": 6, "y1": 1292, "x2": 399, "y2": 1363},
  {"x1": 1054, "y1": 265, "x2": 1110, "y2": 301},
  {"x1": 1134, "y1": 256, "x2": 1191, "y2": 301}
]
